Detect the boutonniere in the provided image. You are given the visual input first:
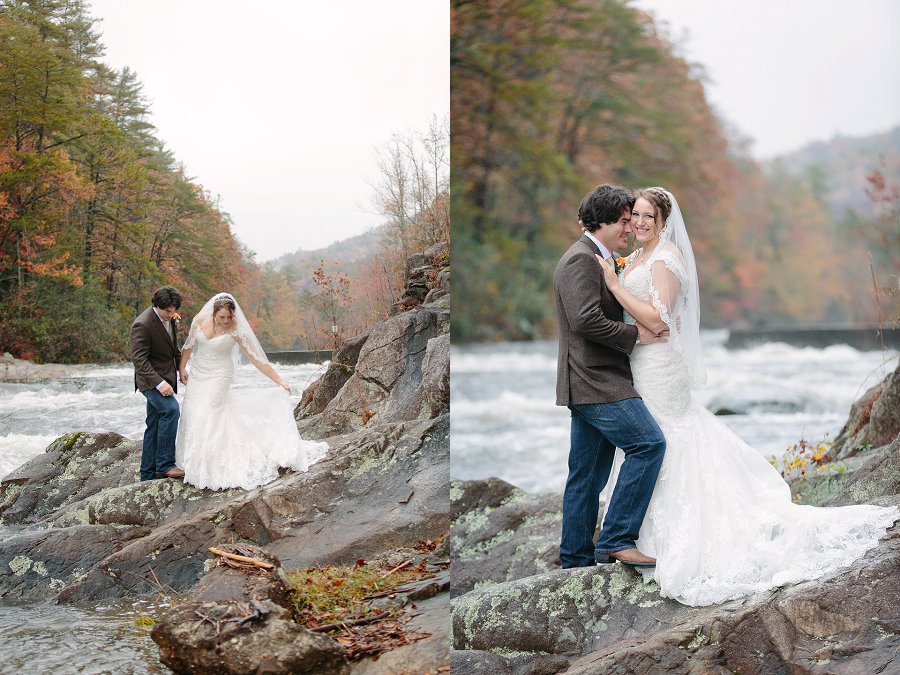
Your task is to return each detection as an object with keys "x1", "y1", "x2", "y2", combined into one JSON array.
[
  {"x1": 172, "y1": 312, "x2": 181, "y2": 328},
  {"x1": 614, "y1": 256, "x2": 627, "y2": 274}
]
